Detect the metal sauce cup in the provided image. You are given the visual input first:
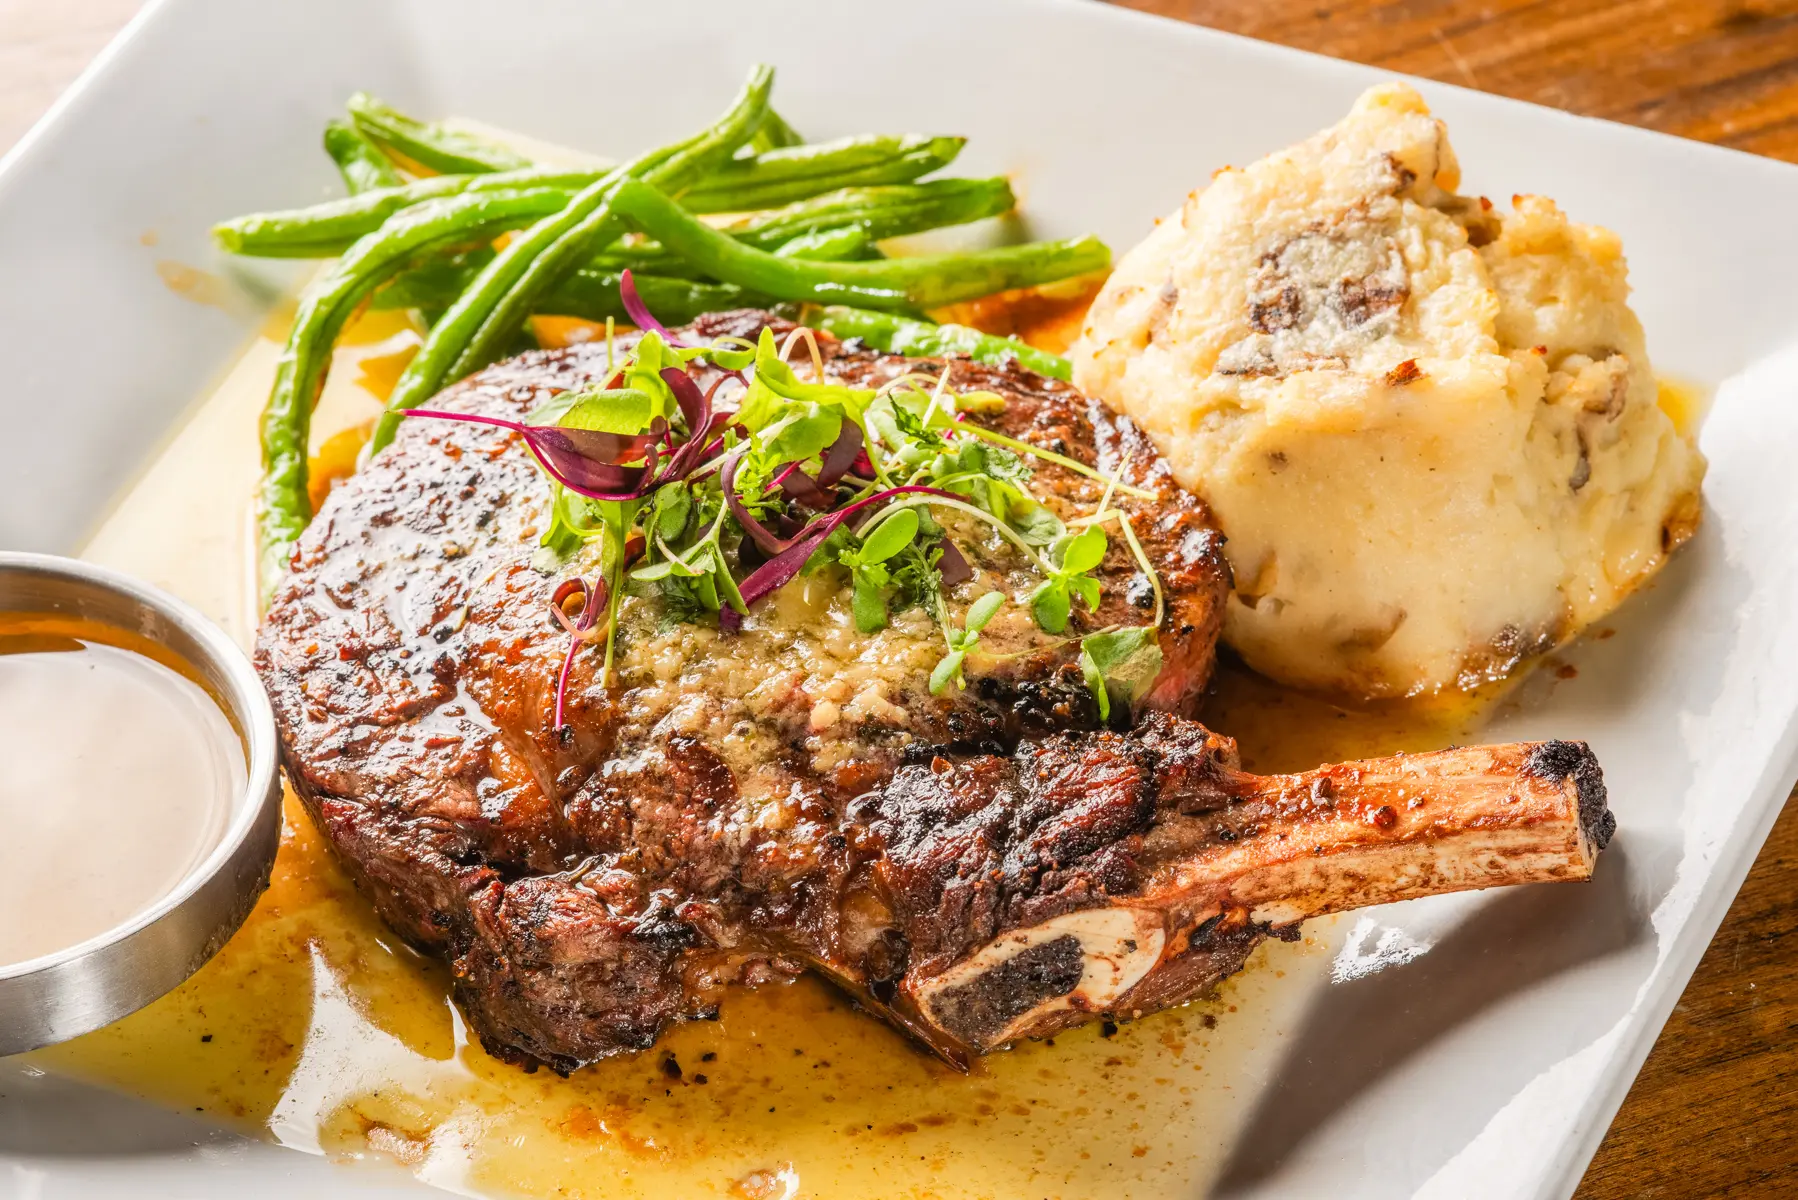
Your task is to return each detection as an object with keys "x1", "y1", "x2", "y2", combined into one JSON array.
[{"x1": 0, "y1": 552, "x2": 281, "y2": 1055}]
